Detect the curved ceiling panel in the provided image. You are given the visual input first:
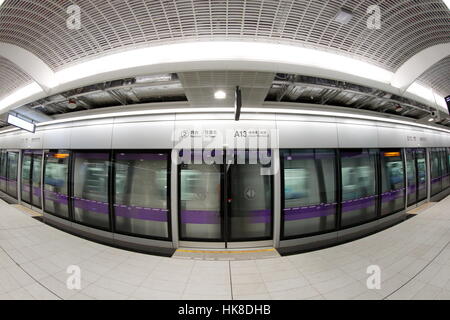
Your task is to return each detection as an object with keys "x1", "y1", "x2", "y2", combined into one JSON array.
[
  {"x1": 0, "y1": 56, "x2": 32, "y2": 100},
  {"x1": 417, "y1": 56, "x2": 450, "y2": 98},
  {"x1": 0, "y1": 0, "x2": 448, "y2": 73}
]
